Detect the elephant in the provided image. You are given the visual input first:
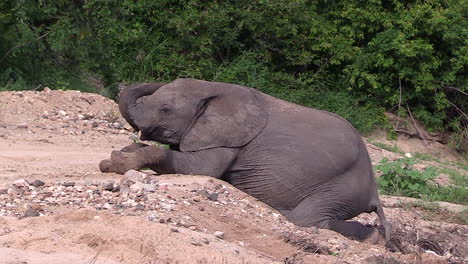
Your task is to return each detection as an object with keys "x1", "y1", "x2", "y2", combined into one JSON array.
[{"x1": 100, "y1": 78, "x2": 390, "y2": 244}]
